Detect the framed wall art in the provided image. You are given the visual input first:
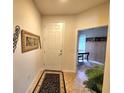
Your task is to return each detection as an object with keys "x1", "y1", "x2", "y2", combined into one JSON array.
[{"x1": 21, "y1": 30, "x2": 41, "y2": 53}]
